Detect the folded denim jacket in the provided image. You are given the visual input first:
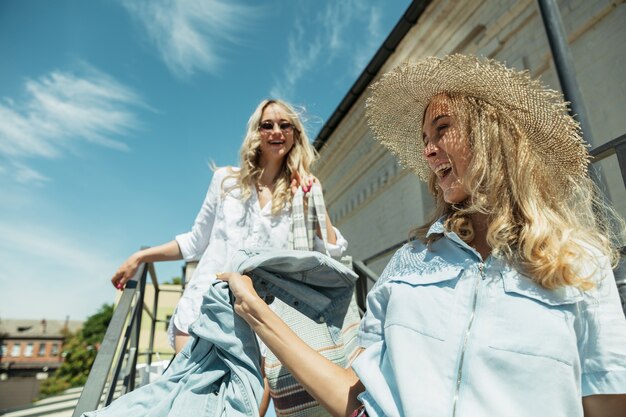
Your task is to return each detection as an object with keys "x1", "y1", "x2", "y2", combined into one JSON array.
[
  {"x1": 232, "y1": 248, "x2": 358, "y2": 343},
  {"x1": 83, "y1": 248, "x2": 358, "y2": 417}
]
